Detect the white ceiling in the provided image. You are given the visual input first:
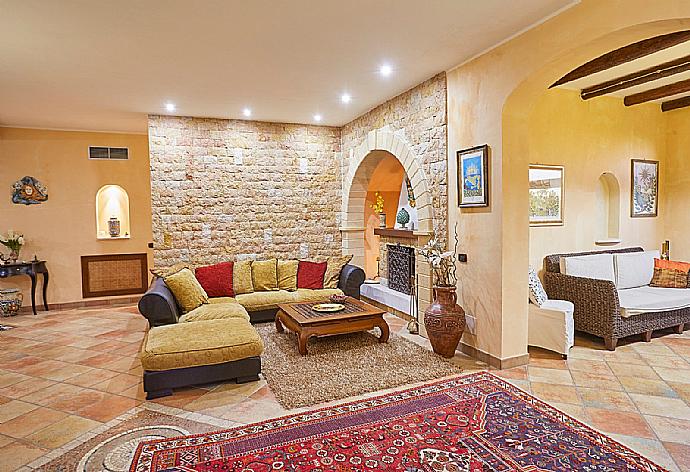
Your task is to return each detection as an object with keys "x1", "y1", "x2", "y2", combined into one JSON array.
[
  {"x1": 0, "y1": 0, "x2": 576, "y2": 133},
  {"x1": 558, "y1": 41, "x2": 690, "y2": 104}
]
